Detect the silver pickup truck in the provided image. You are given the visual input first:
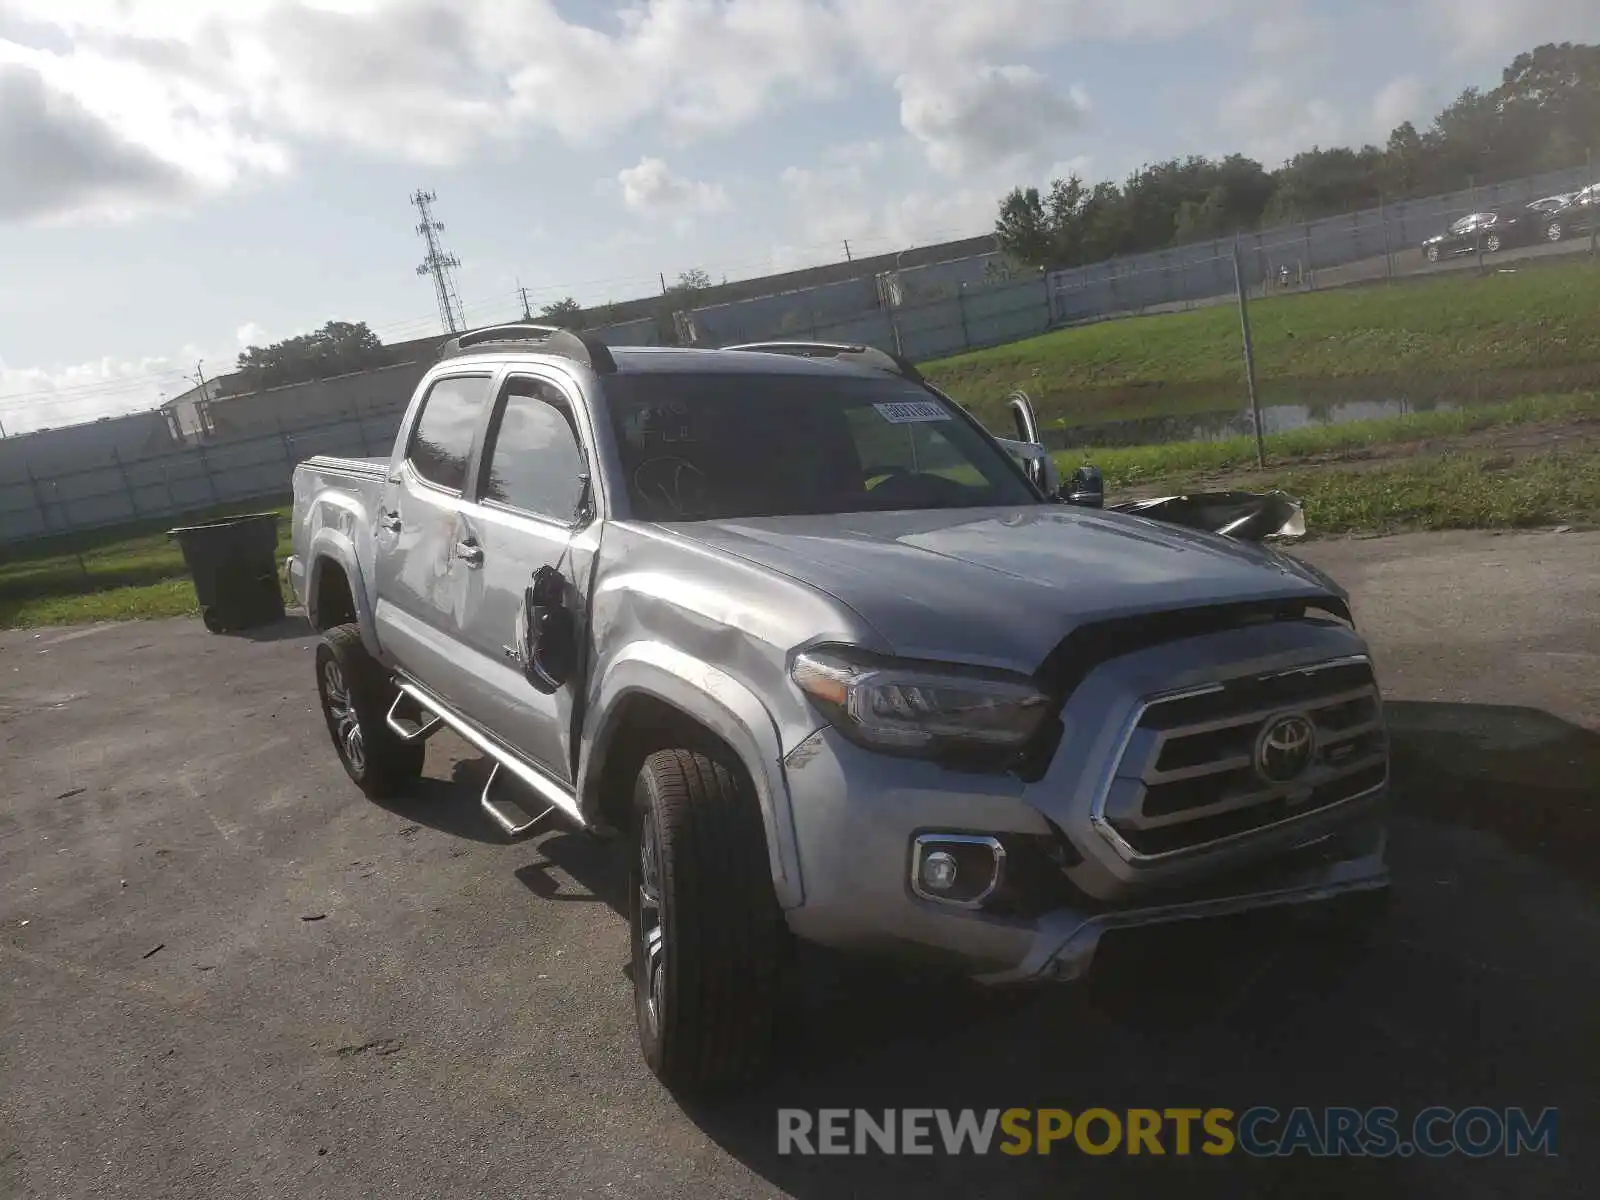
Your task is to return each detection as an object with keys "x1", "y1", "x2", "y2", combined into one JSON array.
[{"x1": 287, "y1": 326, "x2": 1391, "y2": 1093}]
